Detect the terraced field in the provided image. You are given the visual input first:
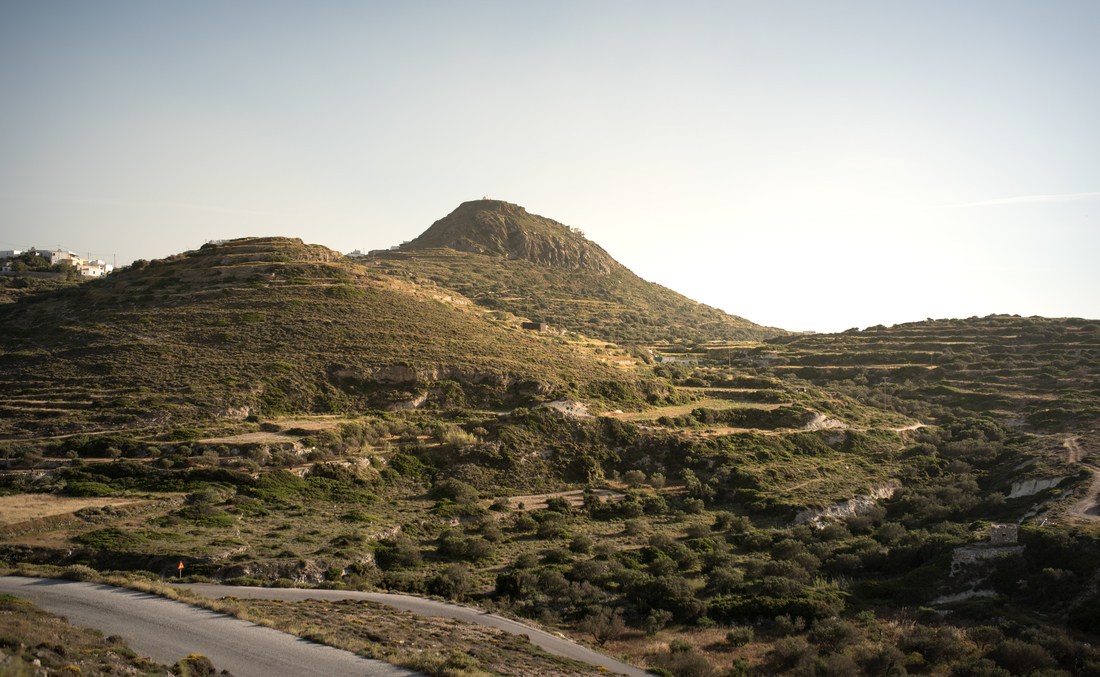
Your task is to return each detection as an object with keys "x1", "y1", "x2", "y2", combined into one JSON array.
[{"x1": 761, "y1": 315, "x2": 1100, "y2": 431}]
